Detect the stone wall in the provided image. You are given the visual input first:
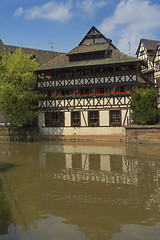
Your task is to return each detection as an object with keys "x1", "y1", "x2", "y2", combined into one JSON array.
[
  {"x1": 0, "y1": 128, "x2": 10, "y2": 142},
  {"x1": 0, "y1": 128, "x2": 40, "y2": 142},
  {"x1": 125, "y1": 125, "x2": 160, "y2": 143},
  {"x1": 1, "y1": 126, "x2": 160, "y2": 143}
]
